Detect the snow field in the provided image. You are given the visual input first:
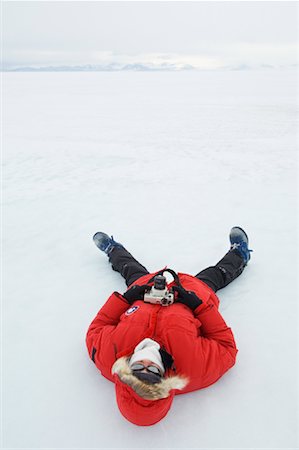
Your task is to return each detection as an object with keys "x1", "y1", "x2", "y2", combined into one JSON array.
[{"x1": 2, "y1": 69, "x2": 298, "y2": 449}]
